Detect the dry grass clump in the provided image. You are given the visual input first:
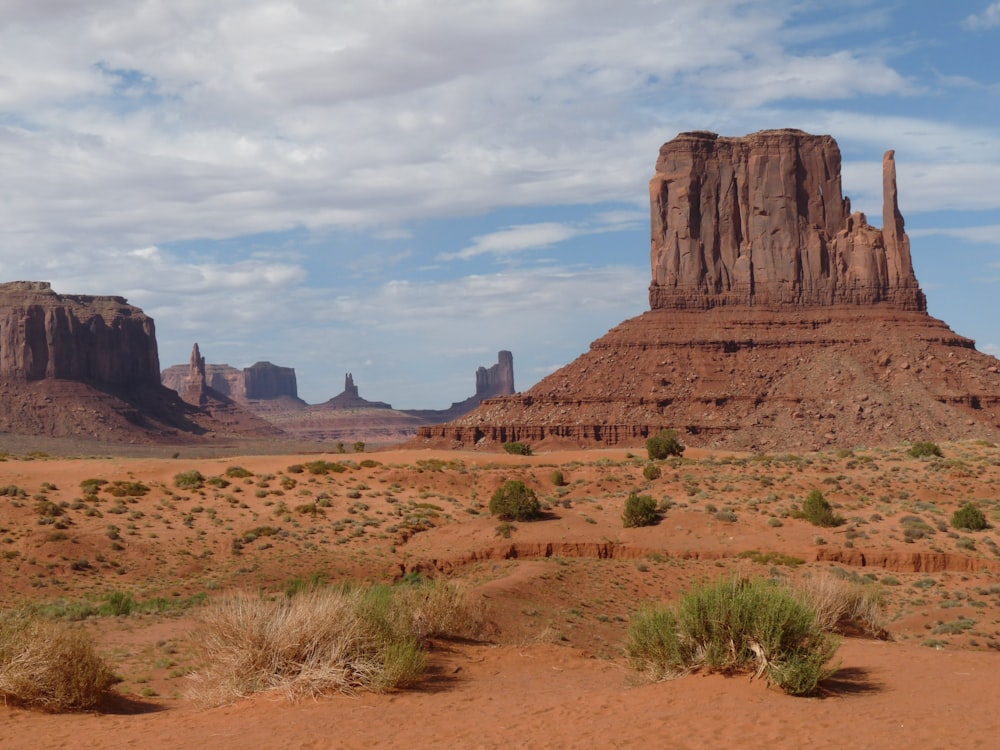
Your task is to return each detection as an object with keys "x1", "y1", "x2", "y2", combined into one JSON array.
[
  {"x1": 0, "y1": 612, "x2": 118, "y2": 711},
  {"x1": 795, "y1": 573, "x2": 887, "y2": 639},
  {"x1": 187, "y1": 580, "x2": 481, "y2": 706}
]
